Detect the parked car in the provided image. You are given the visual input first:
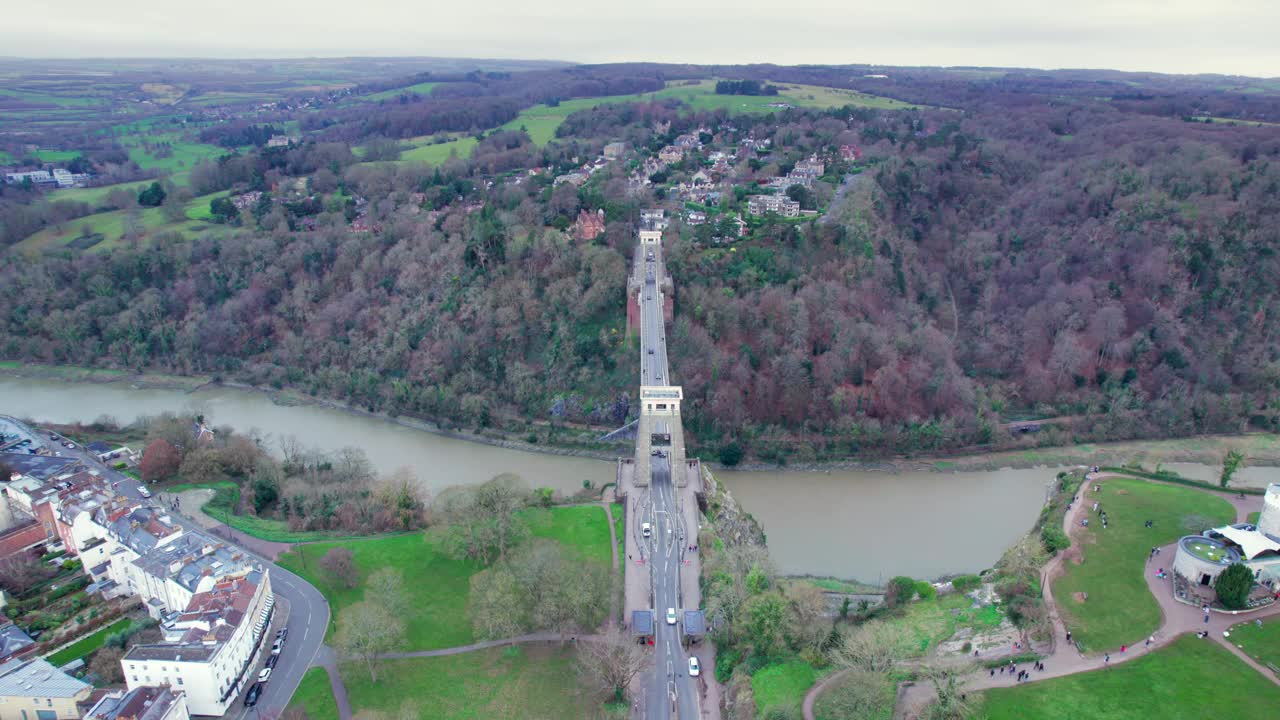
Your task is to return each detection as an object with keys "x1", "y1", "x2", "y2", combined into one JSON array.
[
  {"x1": 271, "y1": 639, "x2": 283, "y2": 655},
  {"x1": 277, "y1": 627, "x2": 289, "y2": 642},
  {"x1": 137, "y1": 486, "x2": 152, "y2": 498},
  {"x1": 258, "y1": 667, "x2": 272, "y2": 683},
  {"x1": 265, "y1": 654, "x2": 279, "y2": 669},
  {"x1": 688, "y1": 656, "x2": 700, "y2": 677},
  {"x1": 666, "y1": 607, "x2": 677, "y2": 625},
  {"x1": 244, "y1": 683, "x2": 262, "y2": 707}
]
